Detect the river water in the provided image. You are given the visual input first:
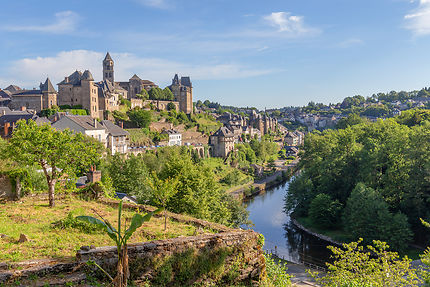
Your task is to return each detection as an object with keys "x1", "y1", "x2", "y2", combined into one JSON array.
[{"x1": 243, "y1": 181, "x2": 333, "y2": 266}]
